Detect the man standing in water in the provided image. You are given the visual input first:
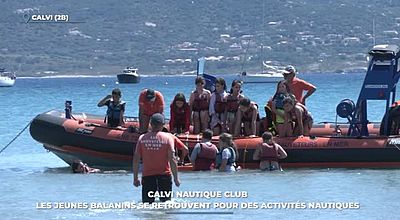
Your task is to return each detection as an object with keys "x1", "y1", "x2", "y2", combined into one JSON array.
[{"x1": 133, "y1": 113, "x2": 180, "y2": 203}]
